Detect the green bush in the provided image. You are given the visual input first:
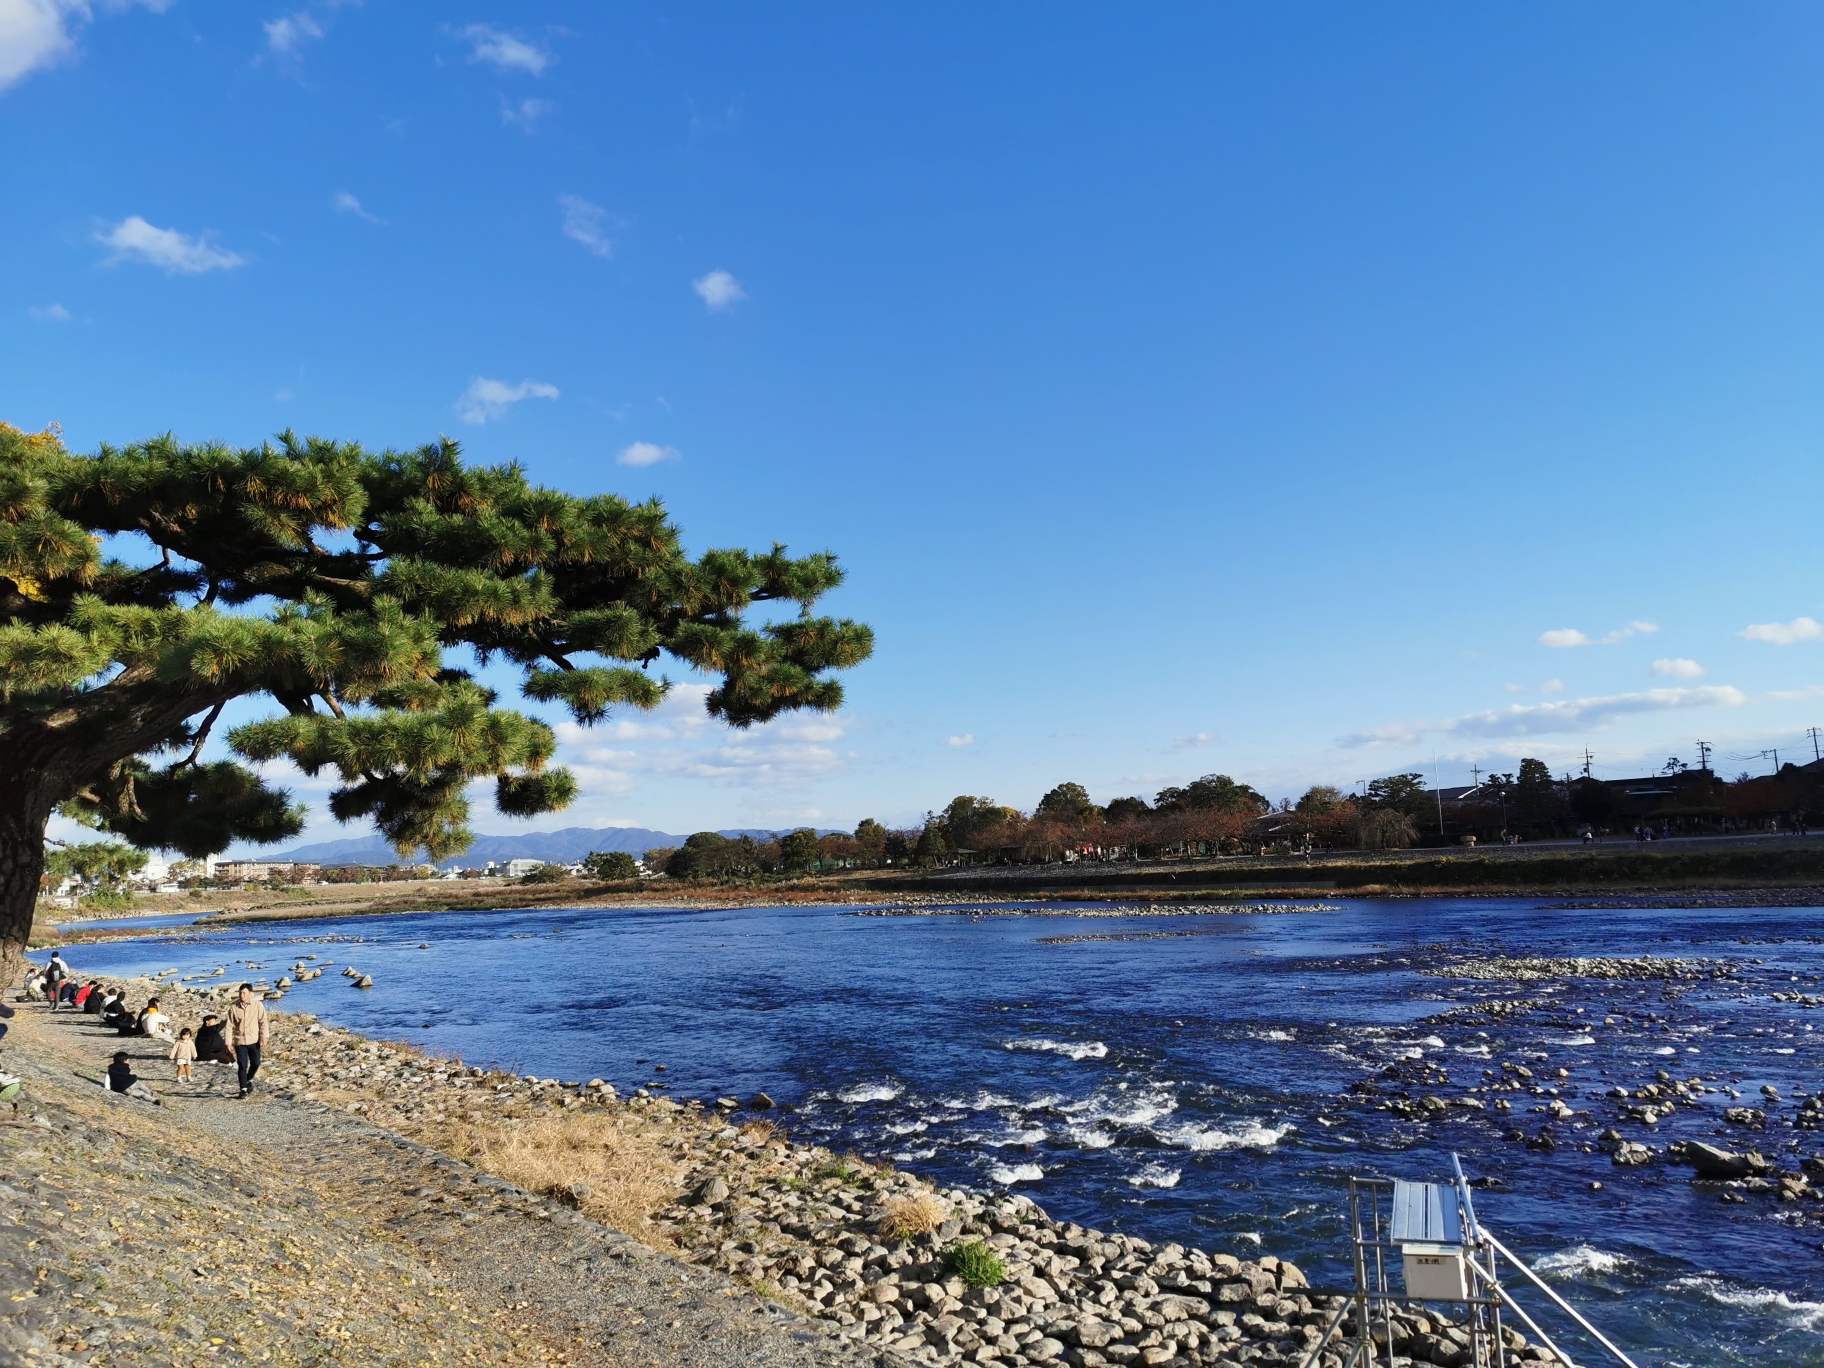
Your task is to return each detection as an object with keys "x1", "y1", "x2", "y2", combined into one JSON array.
[
  {"x1": 520, "y1": 864, "x2": 571, "y2": 884},
  {"x1": 583, "y1": 849, "x2": 638, "y2": 880},
  {"x1": 83, "y1": 888, "x2": 135, "y2": 911},
  {"x1": 942, "y1": 1240, "x2": 1006, "y2": 1287}
]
